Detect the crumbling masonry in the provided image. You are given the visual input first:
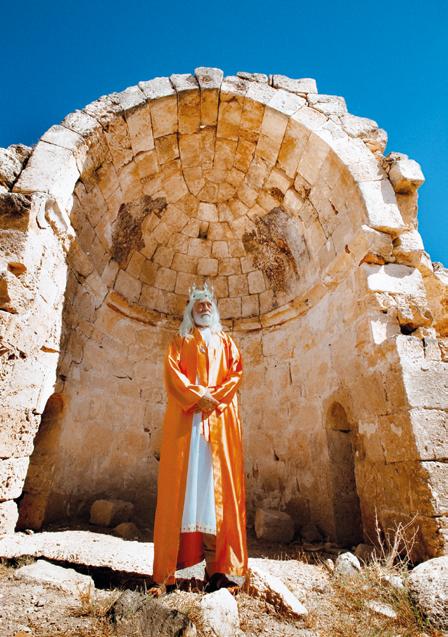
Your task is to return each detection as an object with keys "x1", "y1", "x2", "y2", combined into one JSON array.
[{"x1": 1, "y1": 69, "x2": 447, "y2": 560}]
